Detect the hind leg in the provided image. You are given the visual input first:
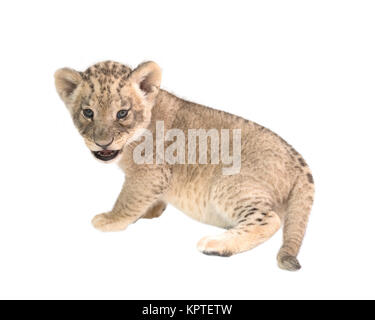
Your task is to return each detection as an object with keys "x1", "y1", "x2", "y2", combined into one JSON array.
[
  {"x1": 133, "y1": 200, "x2": 167, "y2": 224},
  {"x1": 197, "y1": 179, "x2": 281, "y2": 256},
  {"x1": 142, "y1": 201, "x2": 167, "y2": 219},
  {"x1": 197, "y1": 210, "x2": 281, "y2": 256}
]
